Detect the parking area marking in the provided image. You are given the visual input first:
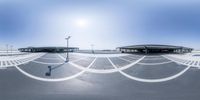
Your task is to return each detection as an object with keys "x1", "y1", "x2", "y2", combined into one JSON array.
[
  {"x1": 68, "y1": 56, "x2": 145, "y2": 74},
  {"x1": 163, "y1": 55, "x2": 200, "y2": 68},
  {"x1": 0, "y1": 53, "x2": 46, "y2": 68},
  {"x1": 108, "y1": 56, "x2": 191, "y2": 83},
  {"x1": 137, "y1": 61, "x2": 173, "y2": 65},
  {"x1": 1, "y1": 53, "x2": 198, "y2": 83},
  {"x1": 15, "y1": 57, "x2": 97, "y2": 82}
]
